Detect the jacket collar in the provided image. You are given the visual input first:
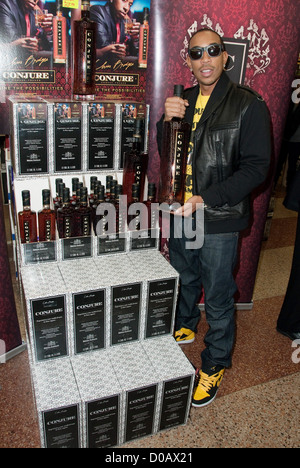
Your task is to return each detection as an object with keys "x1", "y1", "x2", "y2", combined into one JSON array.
[{"x1": 185, "y1": 72, "x2": 233, "y2": 126}]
